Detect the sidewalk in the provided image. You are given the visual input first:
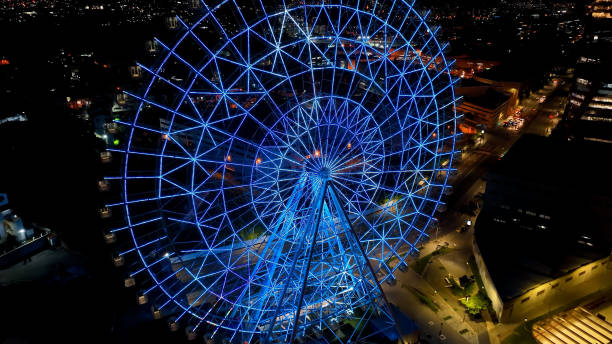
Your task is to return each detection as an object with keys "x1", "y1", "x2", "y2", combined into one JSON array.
[
  {"x1": 482, "y1": 311, "x2": 500, "y2": 344},
  {"x1": 386, "y1": 265, "x2": 479, "y2": 343}
]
